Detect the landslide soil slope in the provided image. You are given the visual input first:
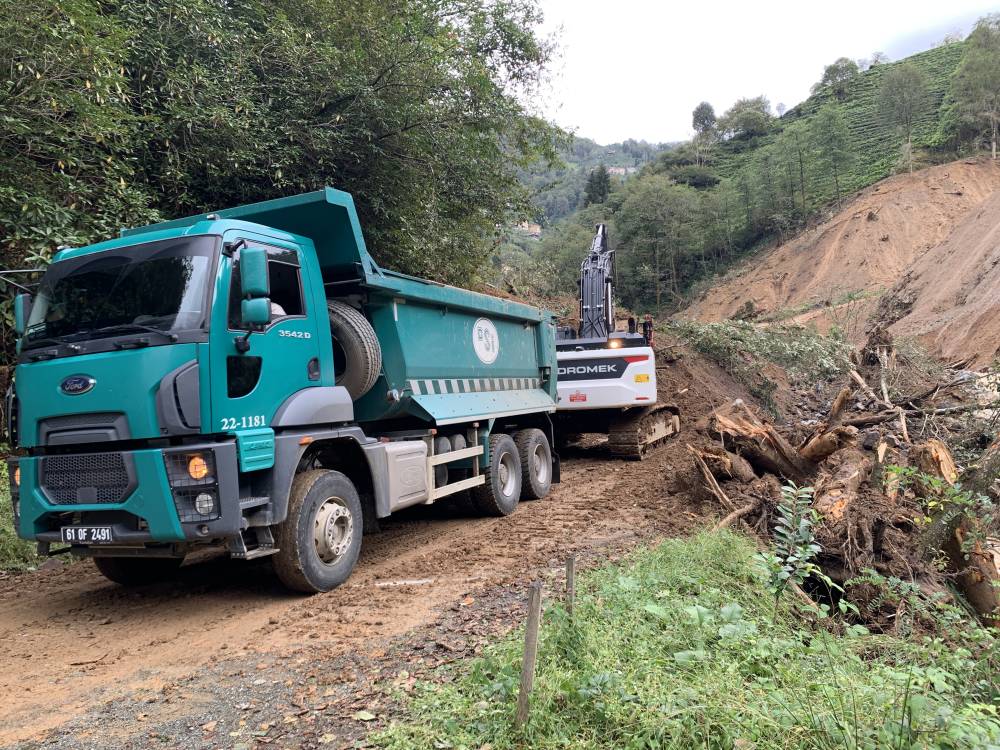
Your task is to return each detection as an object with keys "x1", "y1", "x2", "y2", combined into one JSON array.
[
  {"x1": 884, "y1": 187, "x2": 1000, "y2": 367},
  {"x1": 685, "y1": 160, "x2": 1000, "y2": 326},
  {"x1": 0, "y1": 343, "x2": 746, "y2": 748}
]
